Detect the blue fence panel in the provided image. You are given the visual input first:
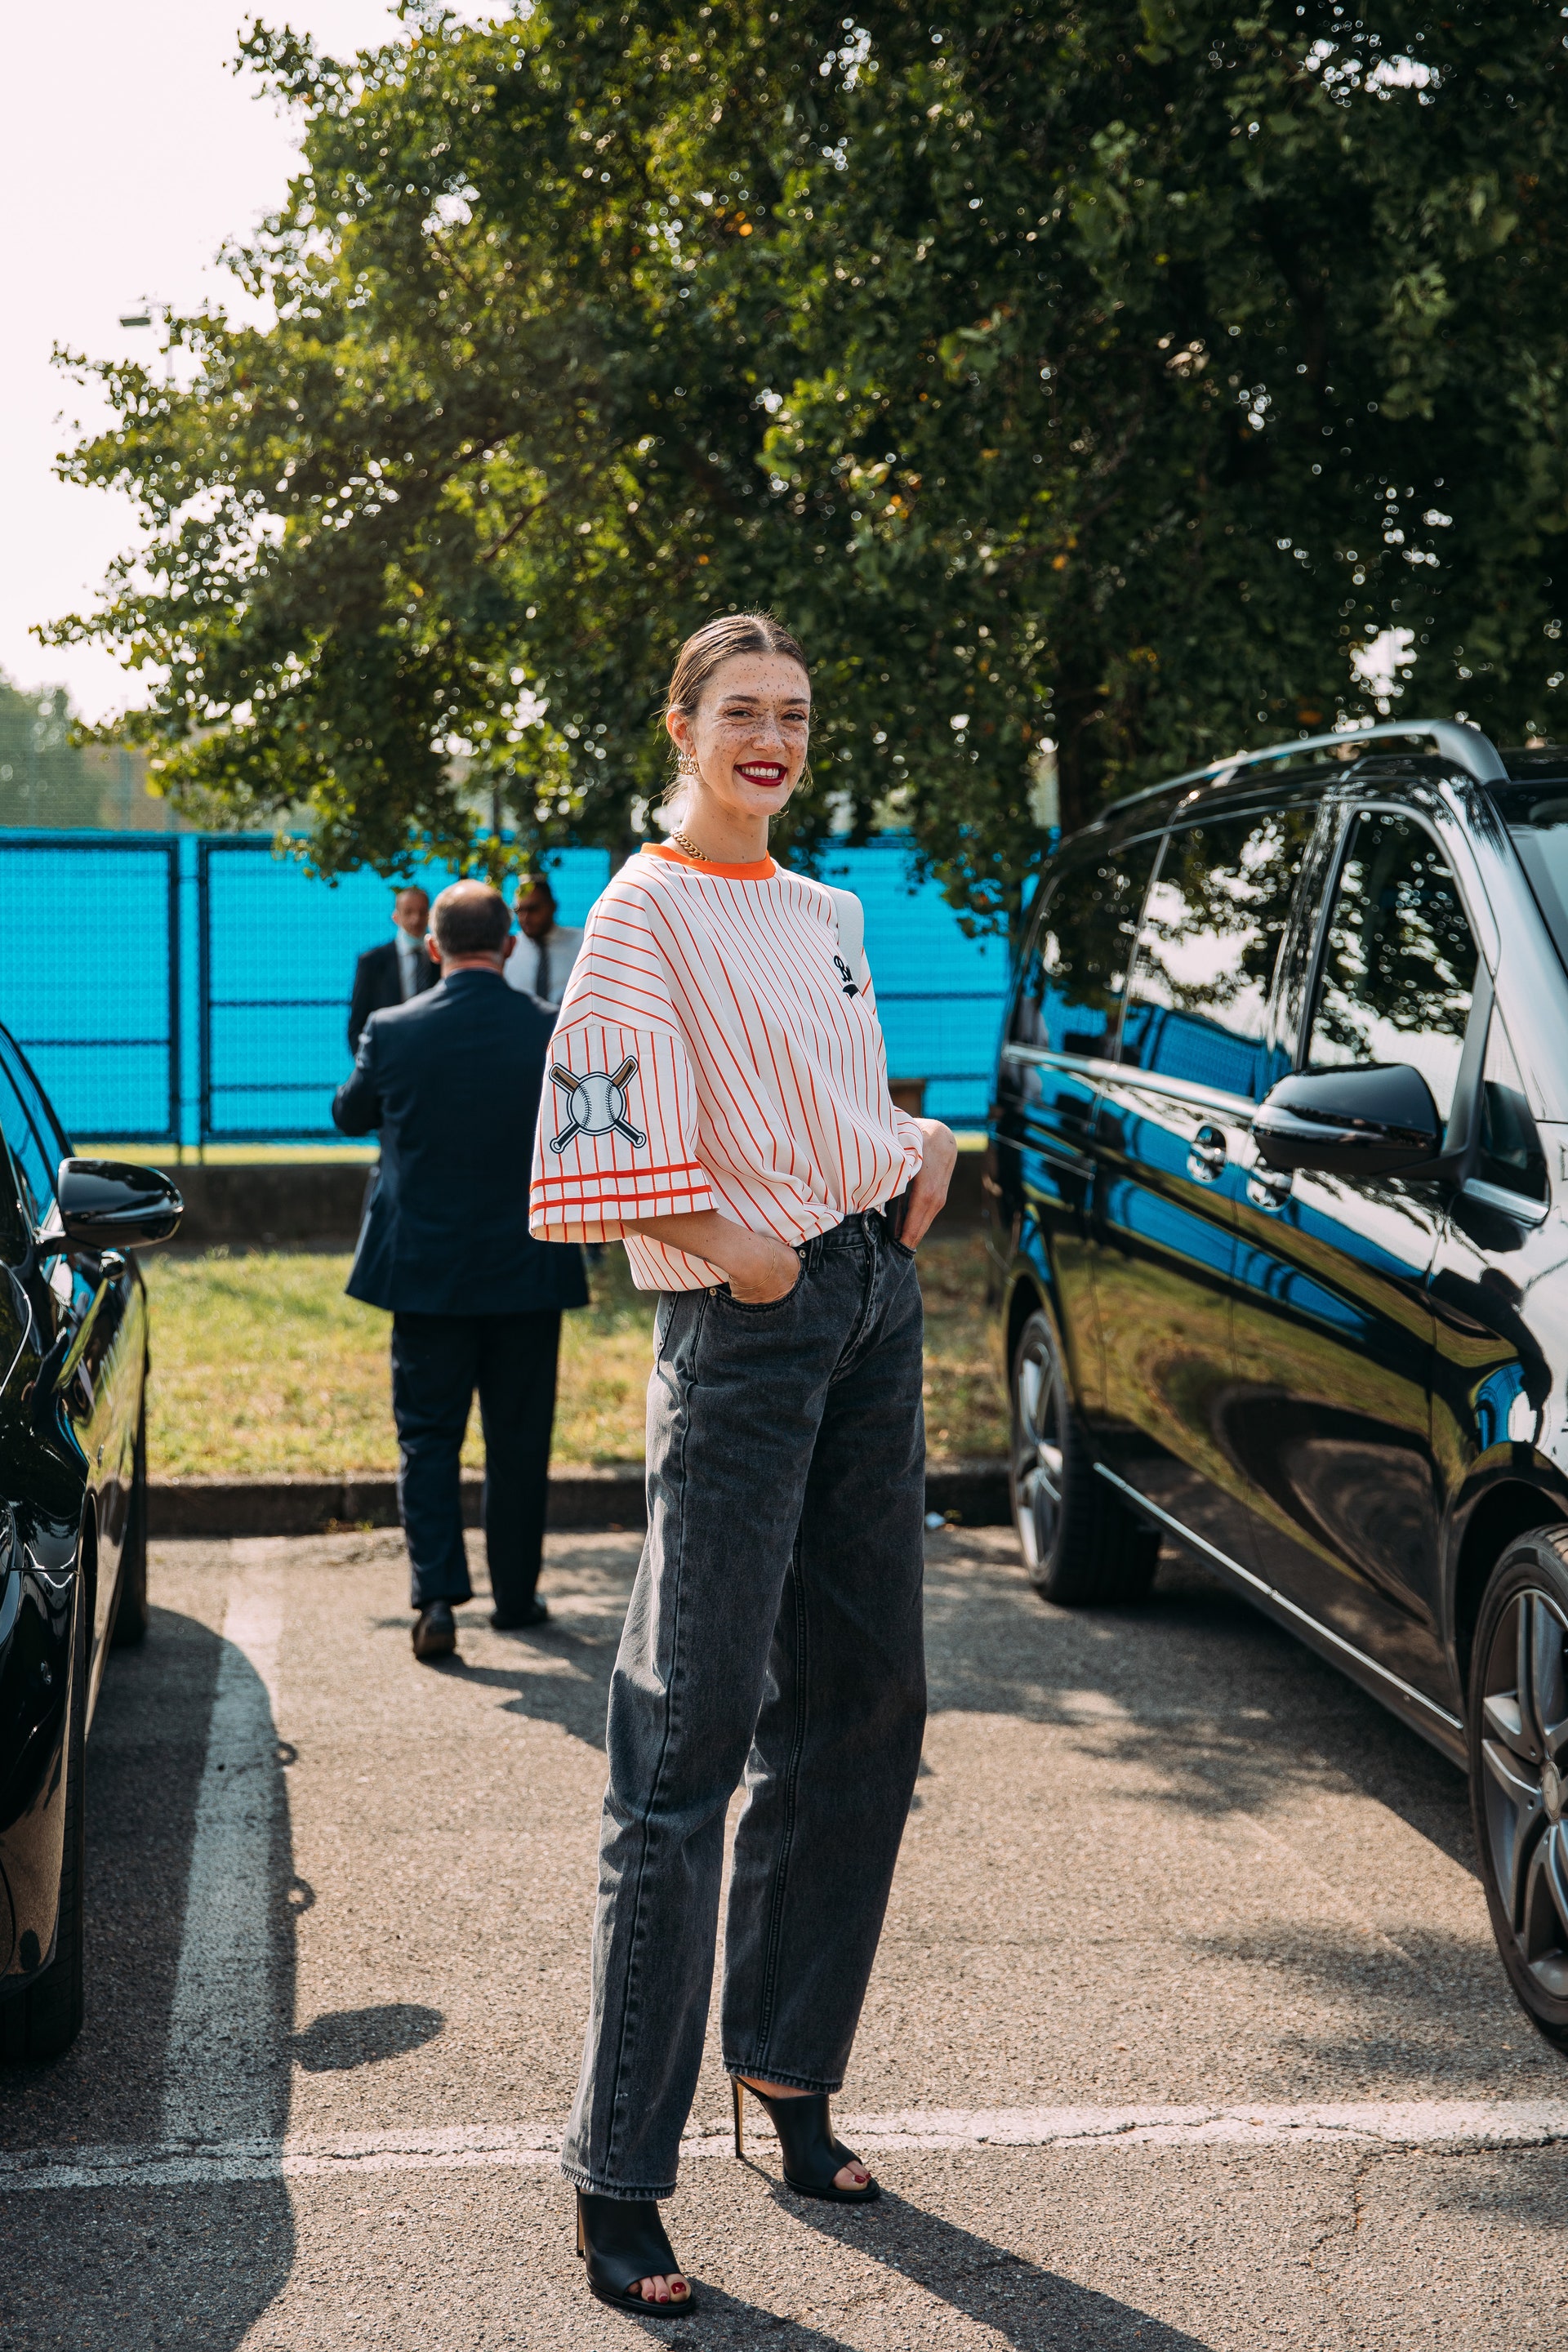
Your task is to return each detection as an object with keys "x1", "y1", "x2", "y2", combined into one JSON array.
[
  {"x1": 199, "y1": 843, "x2": 613, "y2": 1139},
  {"x1": 0, "y1": 833, "x2": 177, "y2": 1140},
  {"x1": 0, "y1": 832, "x2": 1009, "y2": 1142}
]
